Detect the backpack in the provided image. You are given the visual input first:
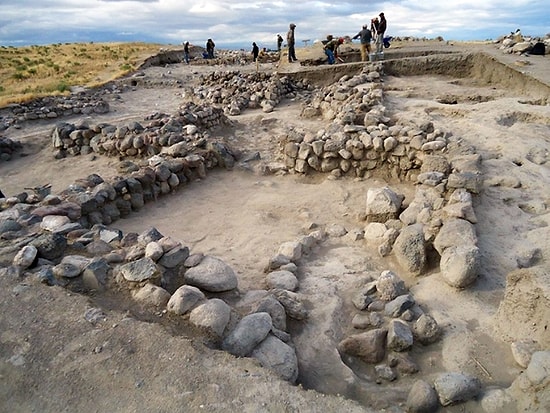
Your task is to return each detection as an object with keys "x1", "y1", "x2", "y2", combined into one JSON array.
[{"x1": 531, "y1": 42, "x2": 545, "y2": 56}]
